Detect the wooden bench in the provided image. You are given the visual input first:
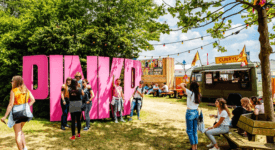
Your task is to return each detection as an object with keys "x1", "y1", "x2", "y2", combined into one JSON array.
[
  {"x1": 223, "y1": 113, "x2": 275, "y2": 150},
  {"x1": 159, "y1": 91, "x2": 174, "y2": 98},
  {"x1": 223, "y1": 128, "x2": 275, "y2": 150}
]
